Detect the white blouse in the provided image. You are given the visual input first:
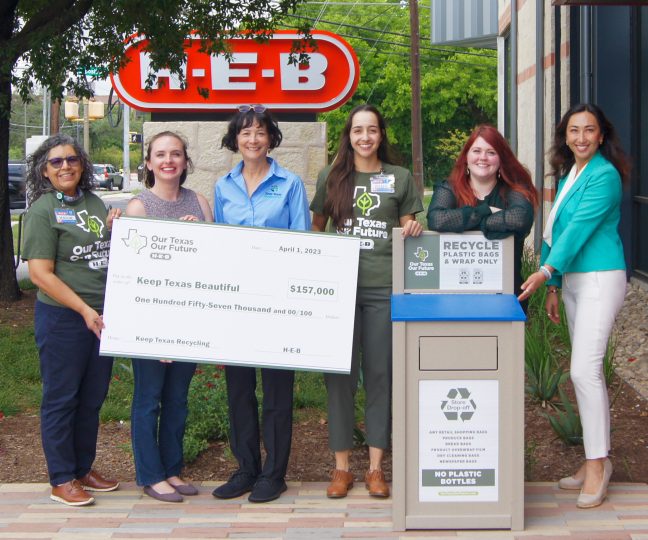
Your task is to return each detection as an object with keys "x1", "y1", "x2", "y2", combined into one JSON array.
[{"x1": 543, "y1": 162, "x2": 589, "y2": 247}]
